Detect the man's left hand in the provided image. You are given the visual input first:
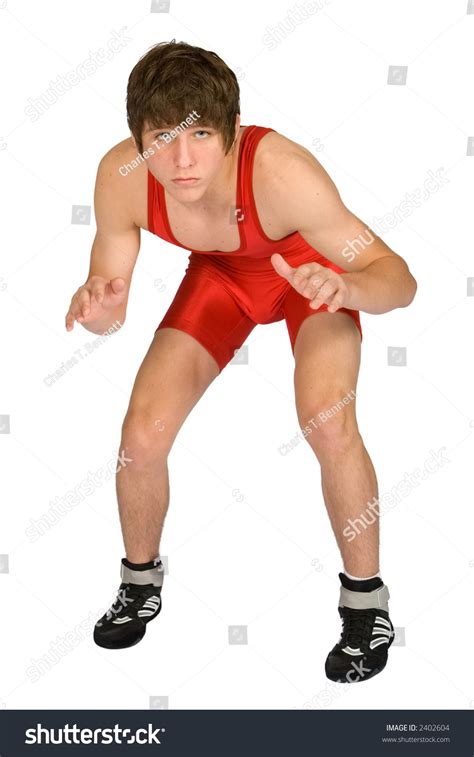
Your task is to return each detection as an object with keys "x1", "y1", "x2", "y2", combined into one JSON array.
[{"x1": 270, "y1": 253, "x2": 350, "y2": 313}]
